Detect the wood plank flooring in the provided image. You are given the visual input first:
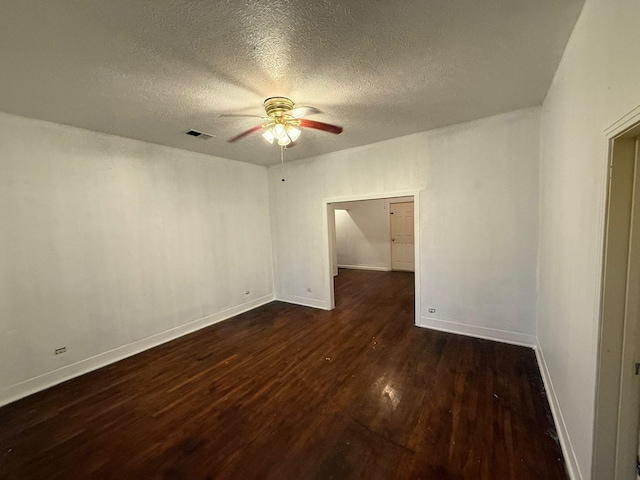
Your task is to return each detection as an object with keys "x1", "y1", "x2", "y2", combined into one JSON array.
[{"x1": 0, "y1": 269, "x2": 567, "y2": 479}]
